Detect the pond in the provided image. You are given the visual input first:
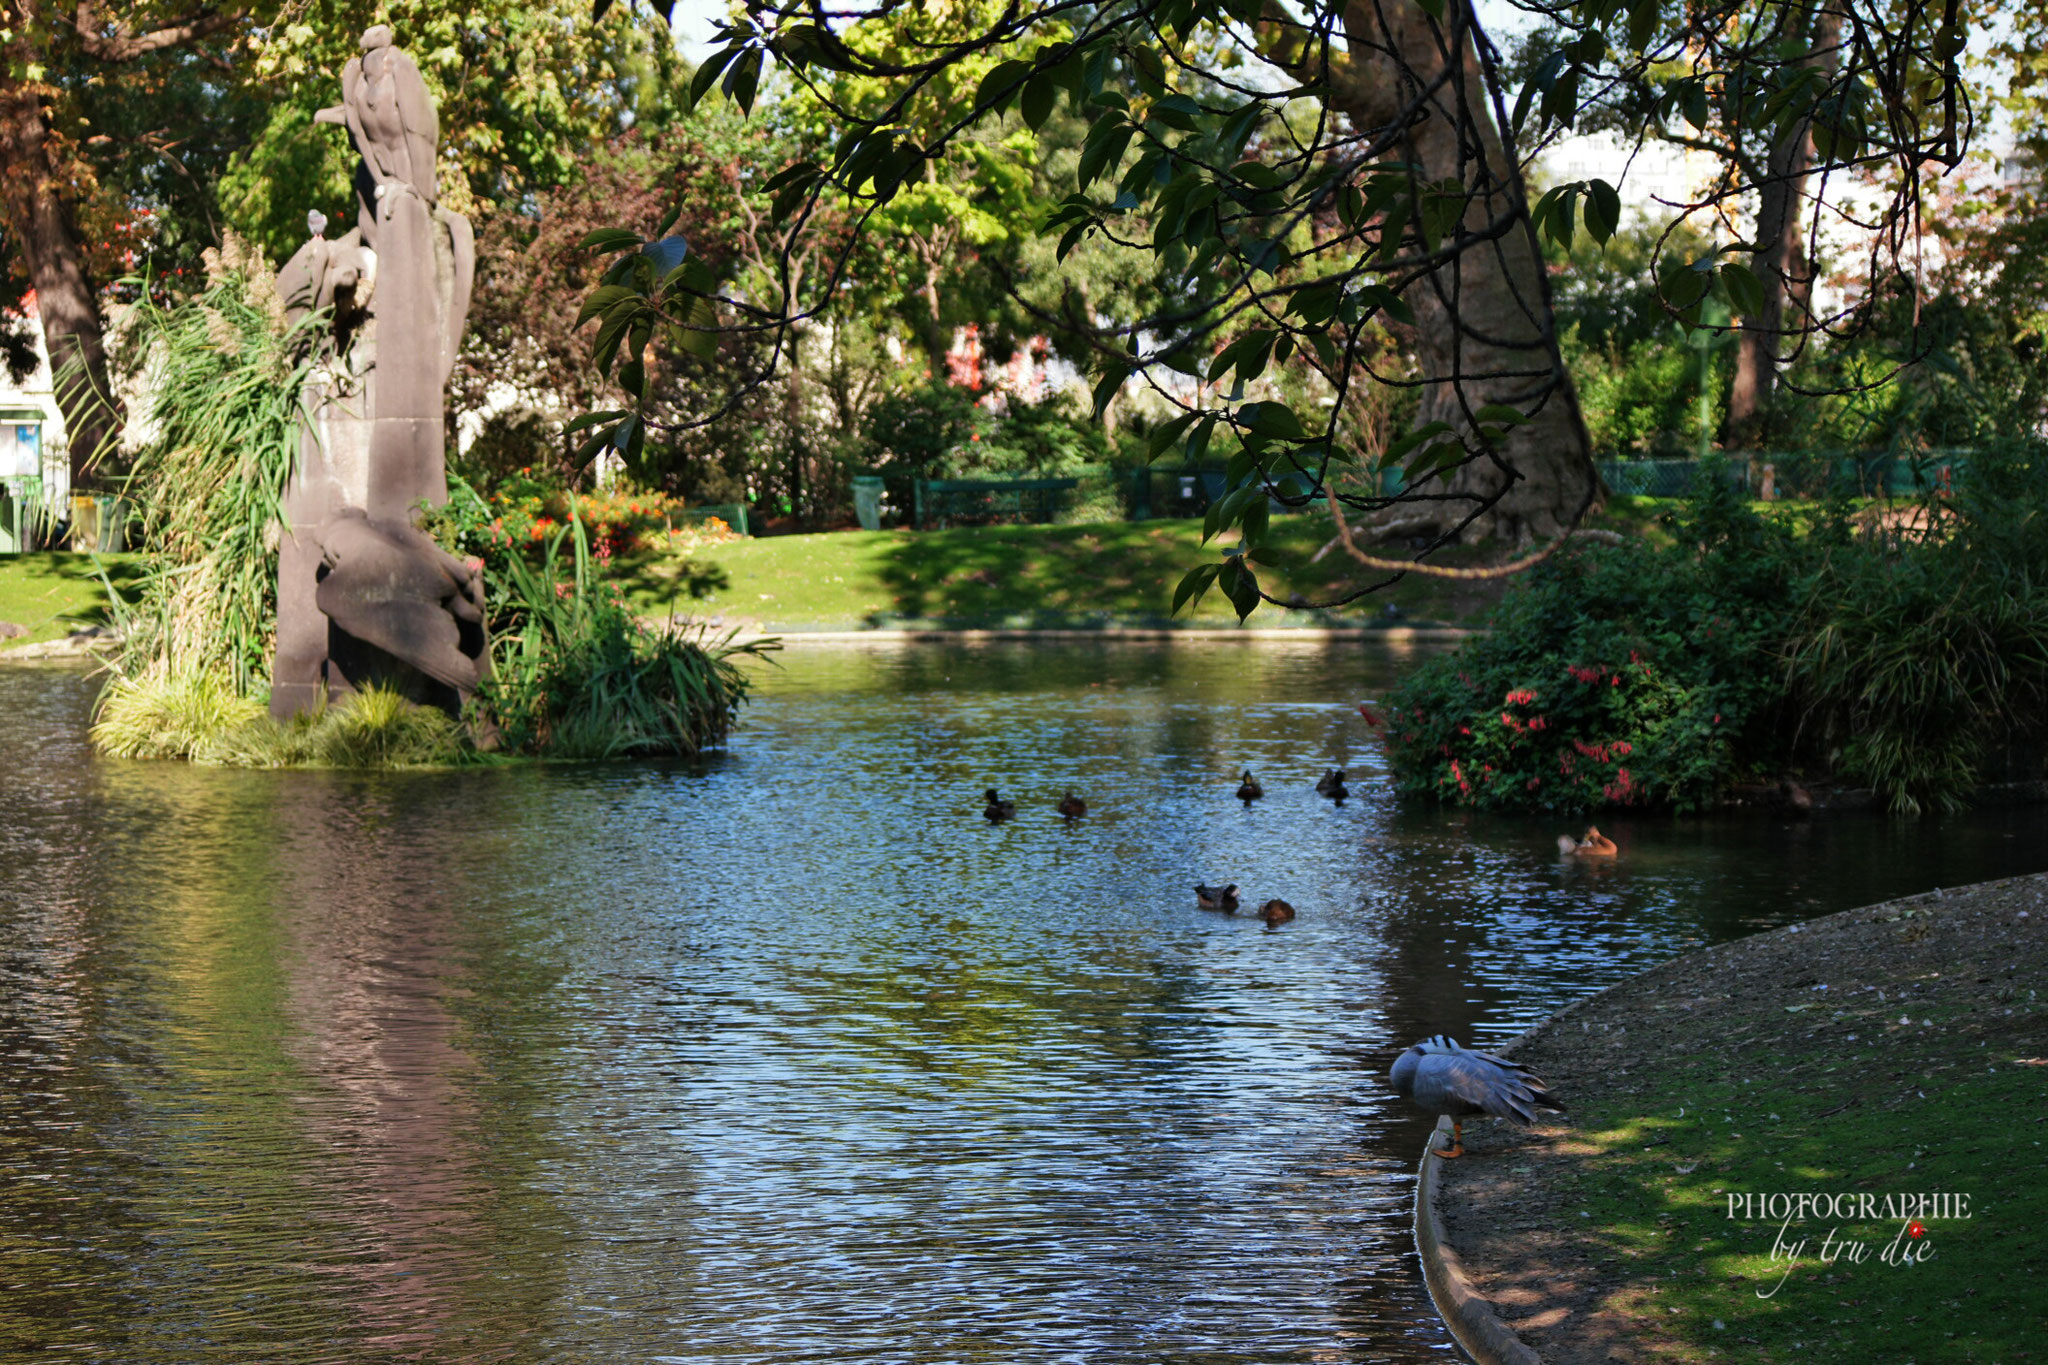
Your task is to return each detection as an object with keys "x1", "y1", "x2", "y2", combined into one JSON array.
[{"x1": 4, "y1": 642, "x2": 2045, "y2": 1362}]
